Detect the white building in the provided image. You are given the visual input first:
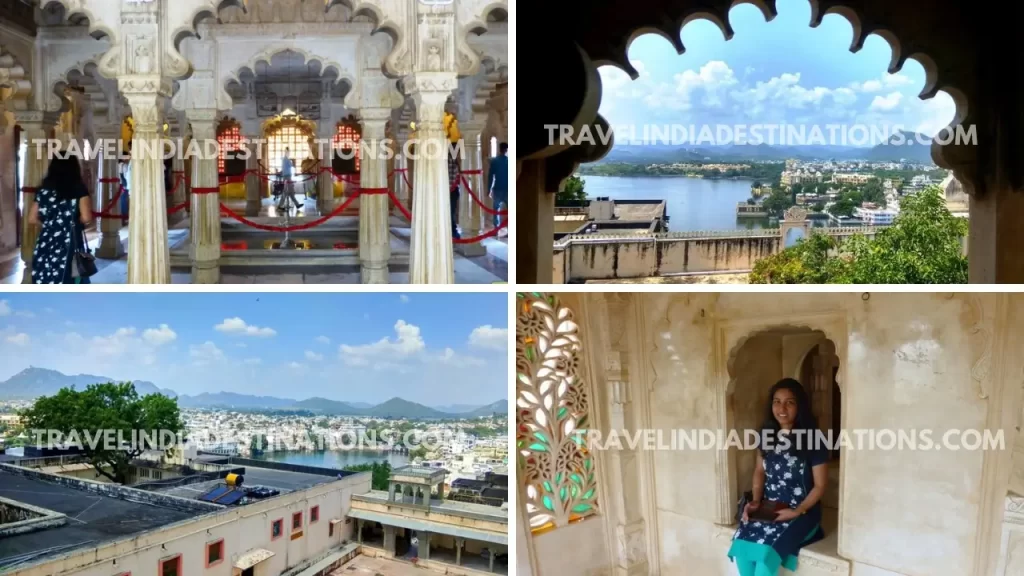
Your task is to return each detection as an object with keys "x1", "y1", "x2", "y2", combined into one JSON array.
[{"x1": 854, "y1": 206, "x2": 898, "y2": 225}]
